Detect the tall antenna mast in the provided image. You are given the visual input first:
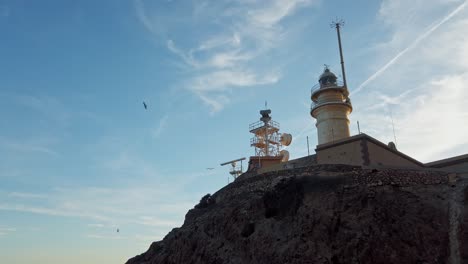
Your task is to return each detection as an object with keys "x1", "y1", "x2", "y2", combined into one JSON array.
[
  {"x1": 330, "y1": 19, "x2": 347, "y2": 89},
  {"x1": 390, "y1": 107, "x2": 397, "y2": 147}
]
